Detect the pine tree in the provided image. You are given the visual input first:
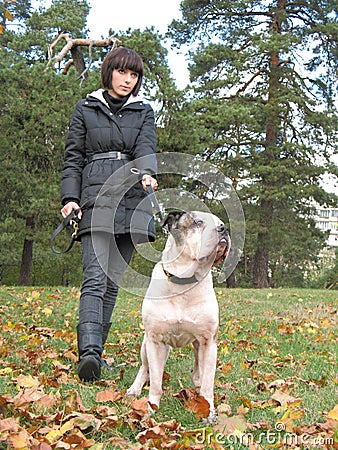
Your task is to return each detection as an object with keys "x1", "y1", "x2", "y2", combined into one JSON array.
[{"x1": 169, "y1": 0, "x2": 338, "y2": 287}]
